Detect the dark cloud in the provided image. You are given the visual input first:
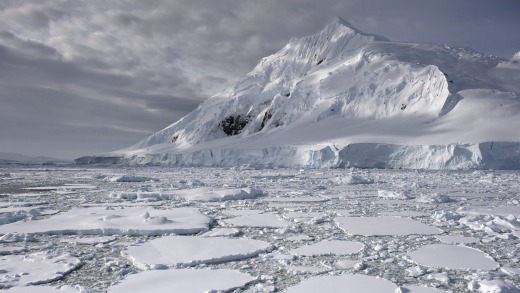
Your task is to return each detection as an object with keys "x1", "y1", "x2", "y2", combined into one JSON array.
[{"x1": 0, "y1": 0, "x2": 518, "y2": 159}]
